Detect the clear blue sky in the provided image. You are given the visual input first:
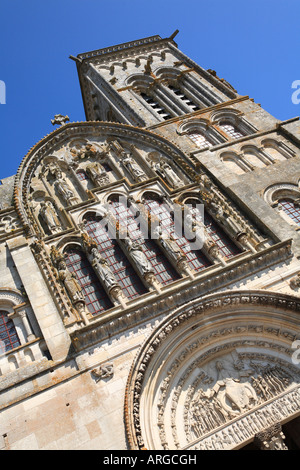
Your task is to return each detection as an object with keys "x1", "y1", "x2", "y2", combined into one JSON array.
[{"x1": 0, "y1": 0, "x2": 299, "y2": 180}]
